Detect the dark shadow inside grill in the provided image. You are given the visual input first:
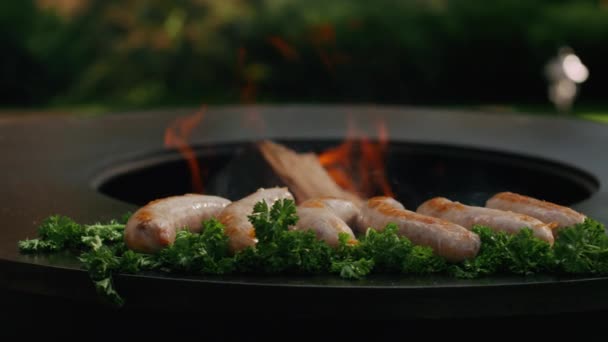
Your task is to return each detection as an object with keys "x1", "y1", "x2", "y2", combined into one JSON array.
[{"x1": 96, "y1": 140, "x2": 599, "y2": 208}]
